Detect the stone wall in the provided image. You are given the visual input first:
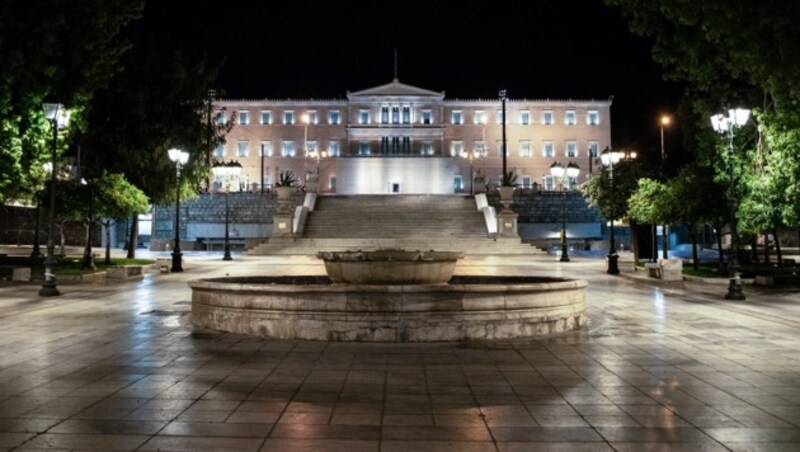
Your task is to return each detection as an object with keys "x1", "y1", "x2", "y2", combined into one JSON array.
[
  {"x1": 152, "y1": 192, "x2": 284, "y2": 245},
  {"x1": 486, "y1": 191, "x2": 604, "y2": 223},
  {"x1": 0, "y1": 205, "x2": 100, "y2": 246}
]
